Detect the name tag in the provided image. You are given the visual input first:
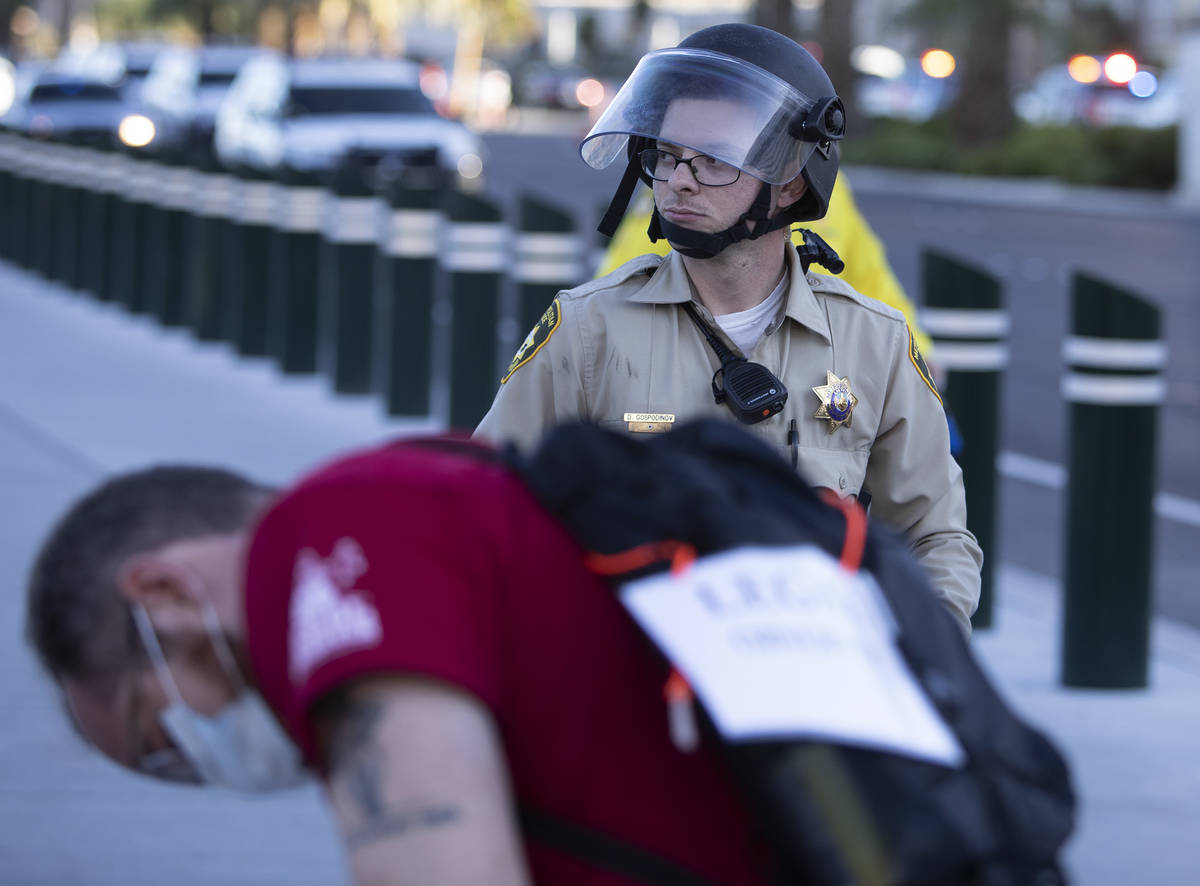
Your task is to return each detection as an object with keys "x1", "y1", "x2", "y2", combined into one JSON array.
[
  {"x1": 620, "y1": 546, "x2": 965, "y2": 767},
  {"x1": 624, "y1": 412, "x2": 675, "y2": 434}
]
